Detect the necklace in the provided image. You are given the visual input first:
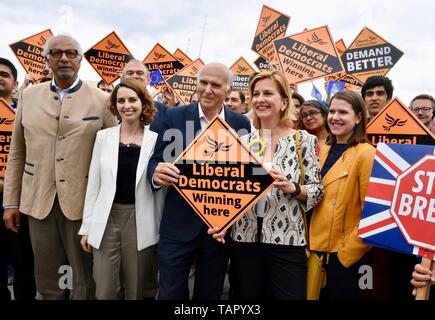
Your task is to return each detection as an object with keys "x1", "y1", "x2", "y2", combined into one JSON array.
[{"x1": 121, "y1": 126, "x2": 141, "y2": 147}]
